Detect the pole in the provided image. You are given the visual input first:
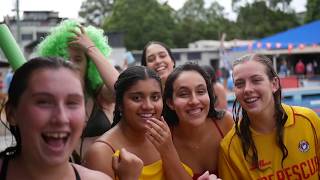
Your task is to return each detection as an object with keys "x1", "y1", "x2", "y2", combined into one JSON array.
[{"x1": 16, "y1": 0, "x2": 21, "y2": 45}]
